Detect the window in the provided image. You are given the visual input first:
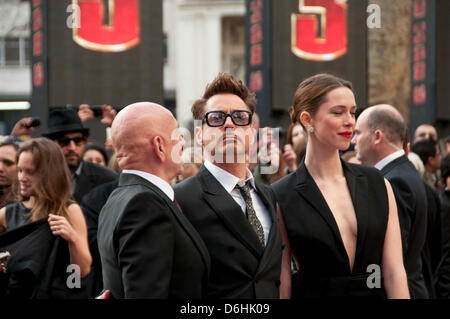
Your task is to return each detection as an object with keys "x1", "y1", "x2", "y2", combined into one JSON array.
[
  {"x1": 222, "y1": 16, "x2": 246, "y2": 82},
  {"x1": 0, "y1": 37, "x2": 30, "y2": 67}
]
